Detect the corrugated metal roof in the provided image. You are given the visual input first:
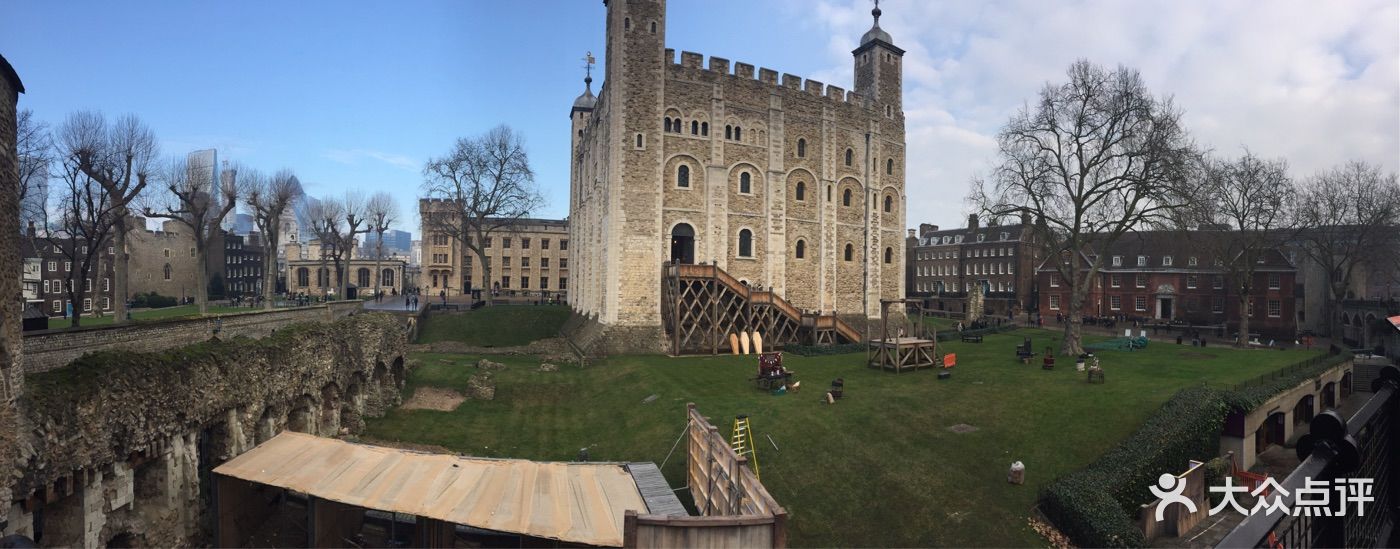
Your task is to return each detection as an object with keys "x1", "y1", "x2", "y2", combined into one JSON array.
[{"x1": 213, "y1": 432, "x2": 648, "y2": 547}]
